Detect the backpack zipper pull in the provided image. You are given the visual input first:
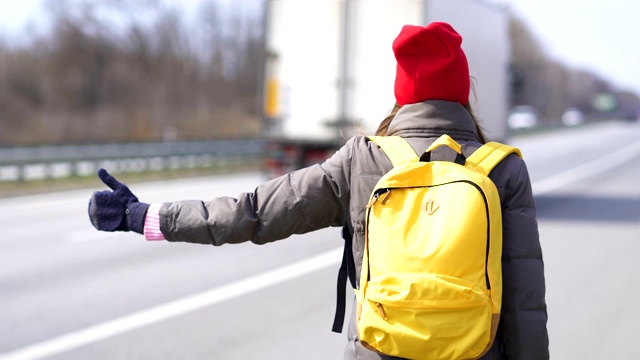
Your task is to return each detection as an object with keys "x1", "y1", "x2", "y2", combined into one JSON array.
[
  {"x1": 380, "y1": 190, "x2": 392, "y2": 205},
  {"x1": 366, "y1": 190, "x2": 392, "y2": 208},
  {"x1": 366, "y1": 193, "x2": 380, "y2": 208},
  {"x1": 375, "y1": 302, "x2": 388, "y2": 320}
]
